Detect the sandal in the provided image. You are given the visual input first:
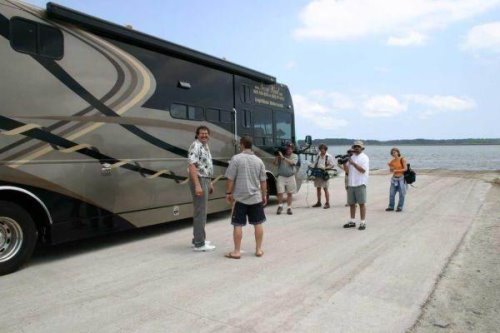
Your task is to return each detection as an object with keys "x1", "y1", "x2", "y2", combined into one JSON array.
[{"x1": 224, "y1": 252, "x2": 241, "y2": 259}]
